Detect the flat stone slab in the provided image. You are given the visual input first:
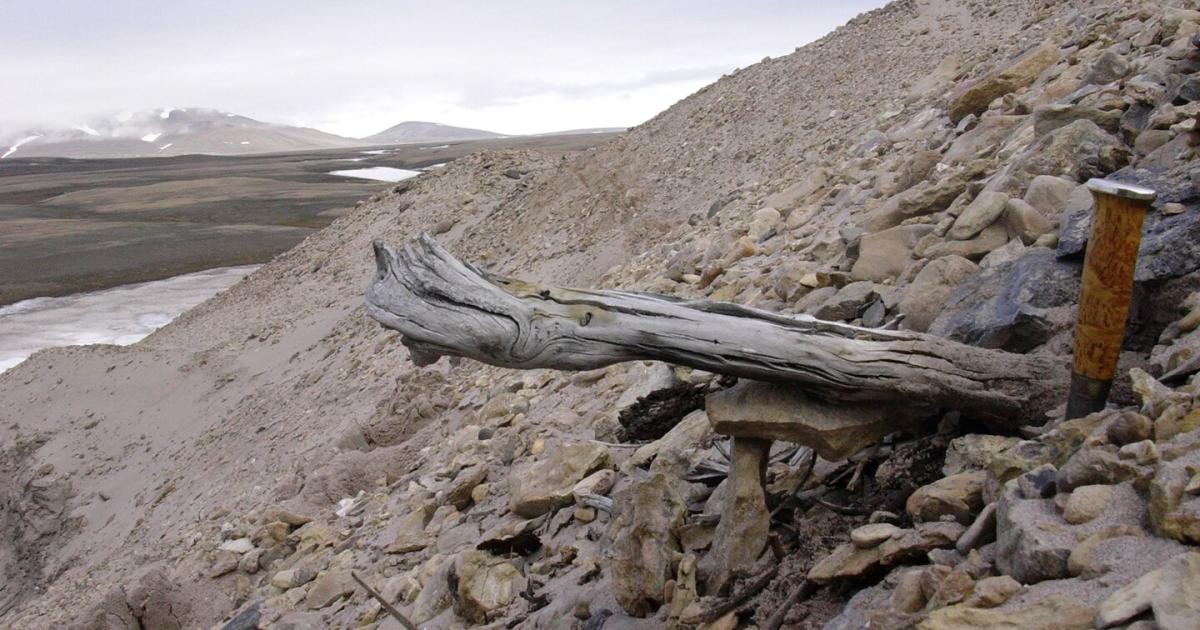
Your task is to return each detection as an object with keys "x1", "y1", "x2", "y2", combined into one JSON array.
[{"x1": 705, "y1": 380, "x2": 898, "y2": 460}]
